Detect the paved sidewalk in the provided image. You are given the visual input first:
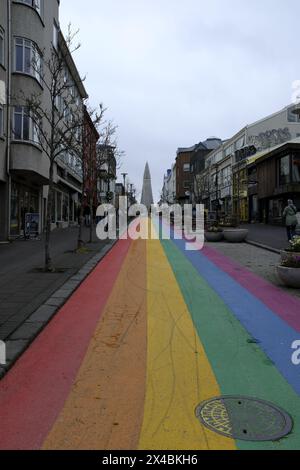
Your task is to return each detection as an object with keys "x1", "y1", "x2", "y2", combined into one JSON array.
[
  {"x1": 243, "y1": 223, "x2": 290, "y2": 251},
  {"x1": 211, "y1": 242, "x2": 300, "y2": 299},
  {"x1": 0, "y1": 226, "x2": 110, "y2": 343}
]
